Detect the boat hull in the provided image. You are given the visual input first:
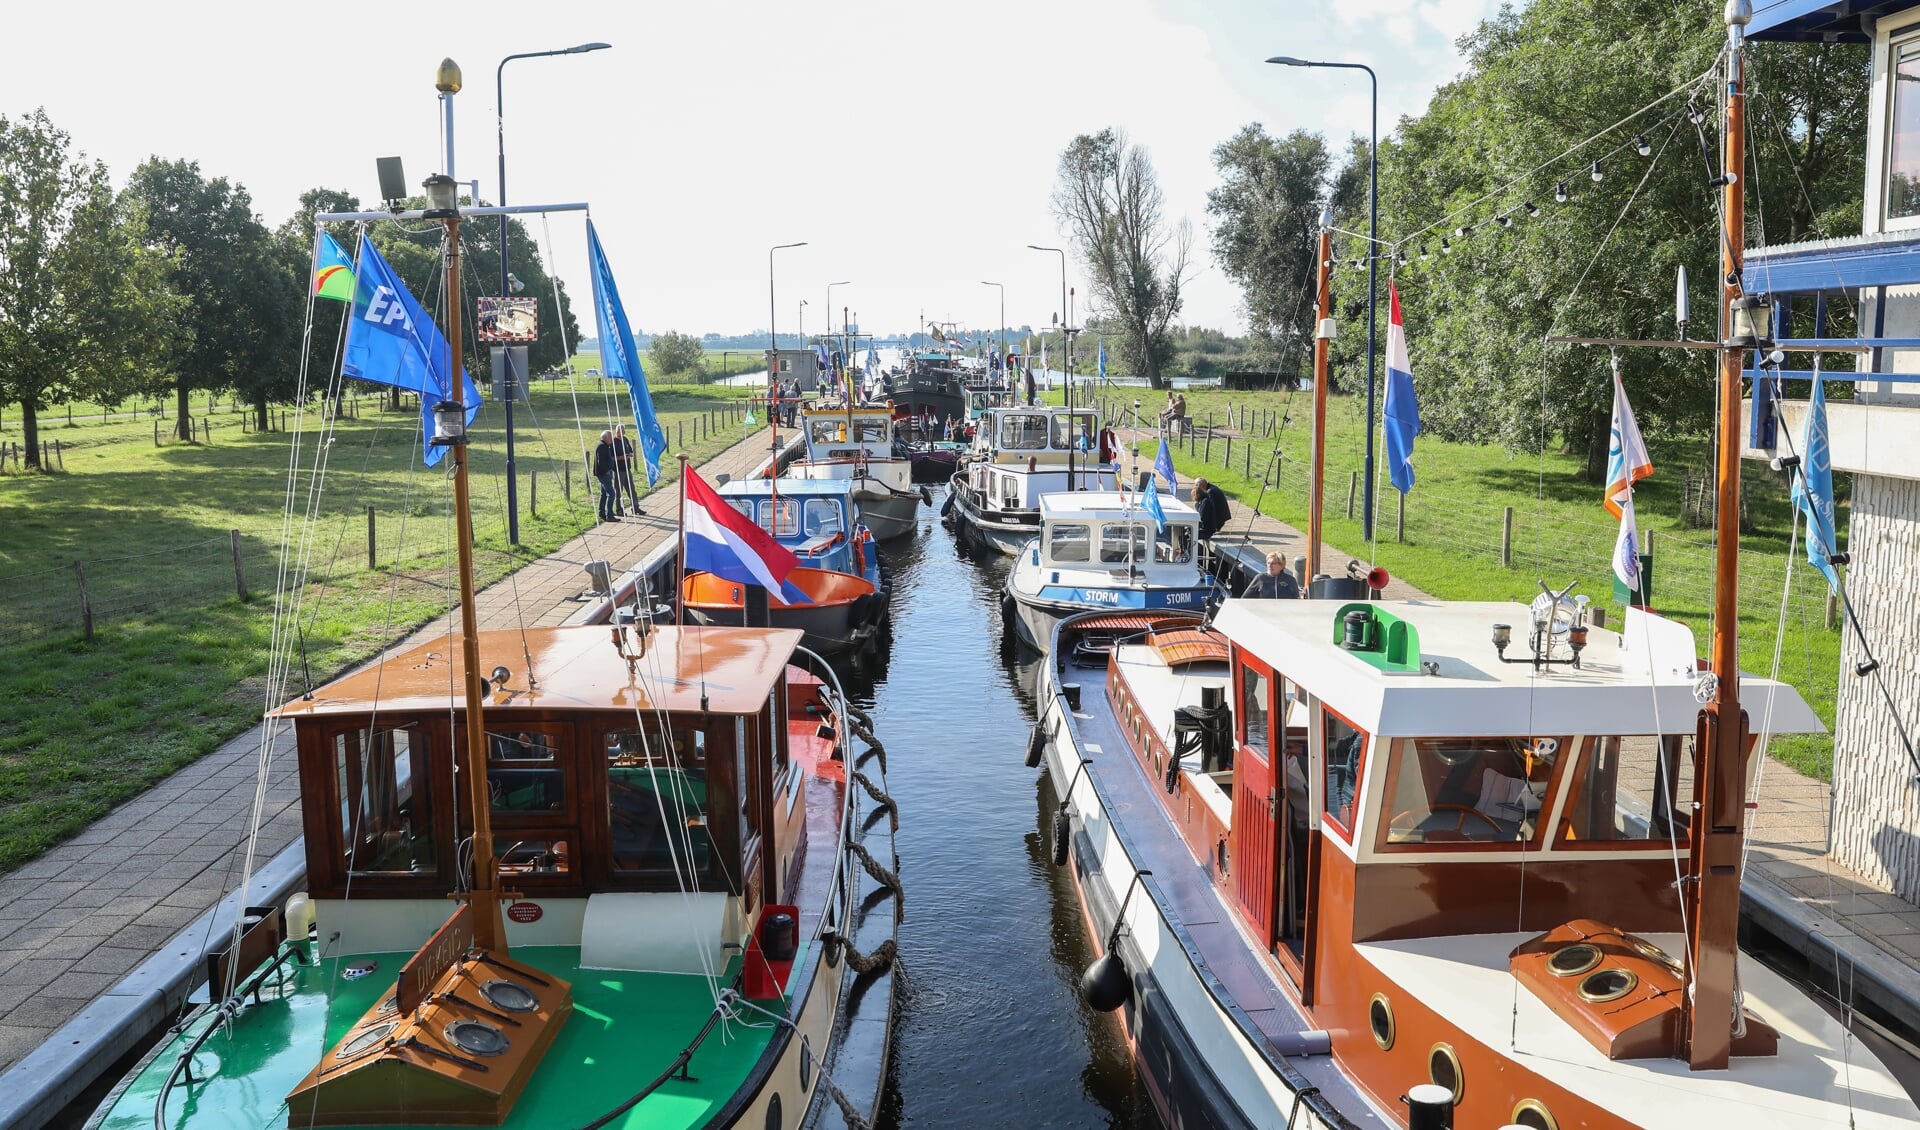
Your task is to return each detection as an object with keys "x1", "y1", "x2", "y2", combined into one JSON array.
[
  {"x1": 684, "y1": 569, "x2": 886, "y2": 655},
  {"x1": 849, "y1": 482, "x2": 920, "y2": 541},
  {"x1": 946, "y1": 482, "x2": 1040, "y2": 556}
]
